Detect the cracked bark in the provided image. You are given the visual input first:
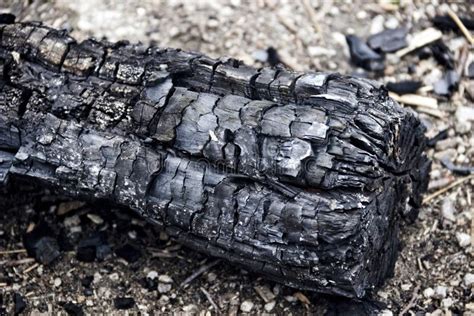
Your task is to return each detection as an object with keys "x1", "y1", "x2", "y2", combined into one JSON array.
[{"x1": 0, "y1": 21, "x2": 431, "y2": 298}]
